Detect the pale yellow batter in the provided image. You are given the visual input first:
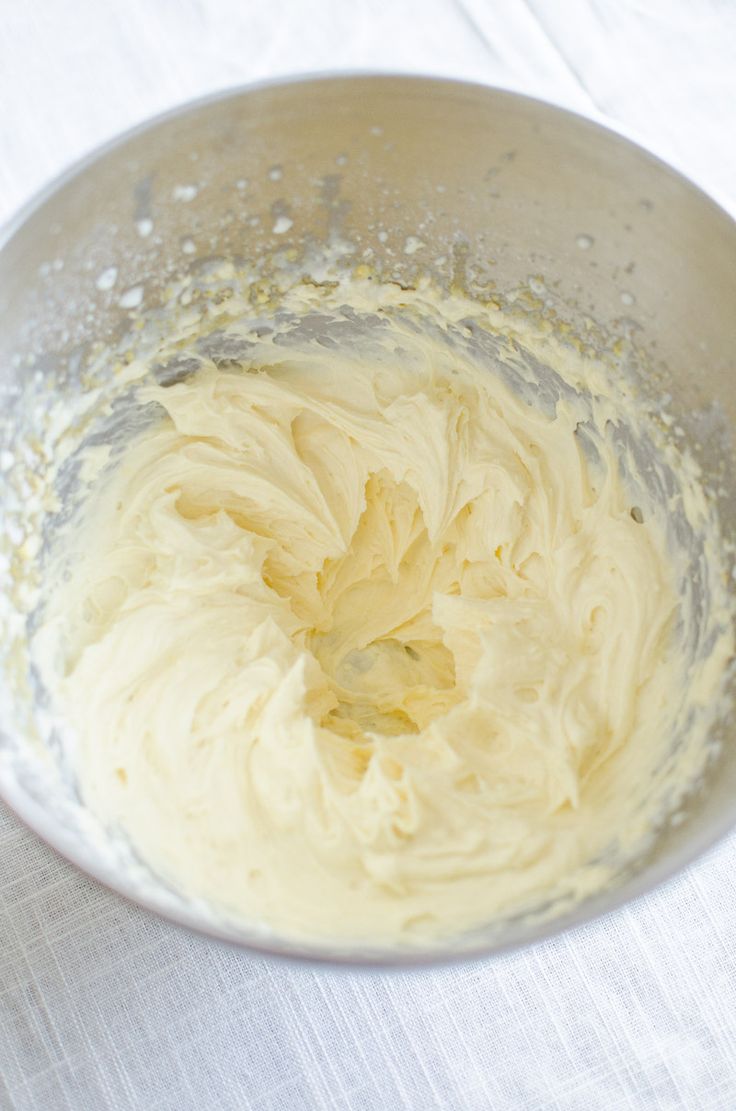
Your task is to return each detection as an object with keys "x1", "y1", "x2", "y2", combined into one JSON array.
[{"x1": 36, "y1": 278, "x2": 732, "y2": 944}]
